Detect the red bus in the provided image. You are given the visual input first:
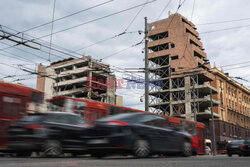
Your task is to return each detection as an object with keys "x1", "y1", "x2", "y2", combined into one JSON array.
[
  {"x1": 0, "y1": 81, "x2": 43, "y2": 151},
  {"x1": 47, "y1": 96, "x2": 205, "y2": 154}
]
